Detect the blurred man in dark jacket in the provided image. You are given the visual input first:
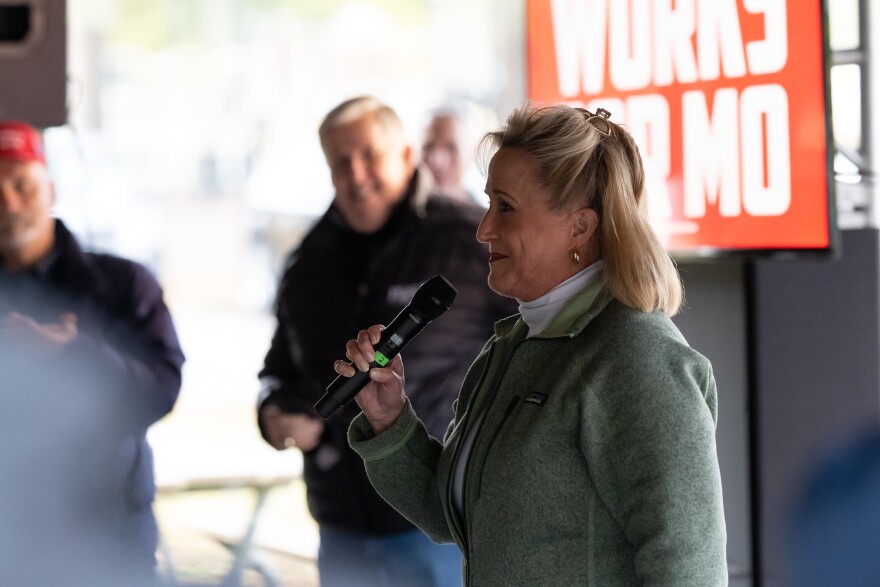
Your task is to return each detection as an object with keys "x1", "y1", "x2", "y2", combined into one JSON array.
[
  {"x1": 0, "y1": 121, "x2": 184, "y2": 586},
  {"x1": 257, "y1": 96, "x2": 515, "y2": 587}
]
